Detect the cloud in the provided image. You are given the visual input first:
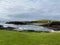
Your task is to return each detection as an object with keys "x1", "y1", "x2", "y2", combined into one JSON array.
[{"x1": 0, "y1": 0, "x2": 60, "y2": 21}]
